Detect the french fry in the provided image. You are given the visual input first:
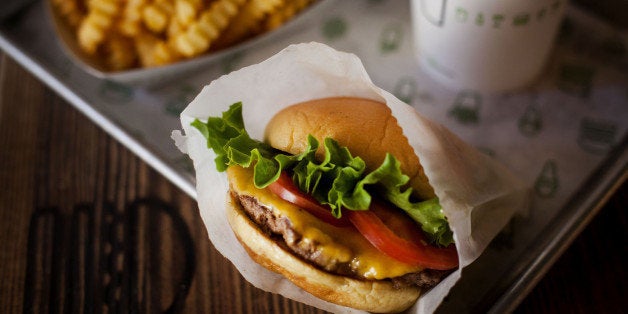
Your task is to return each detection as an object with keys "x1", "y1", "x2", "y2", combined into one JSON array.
[
  {"x1": 175, "y1": 0, "x2": 202, "y2": 27},
  {"x1": 87, "y1": 0, "x2": 118, "y2": 15},
  {"x1": 167, "y1": 15, "x2": 185, "y2": 39},
  {"x1": 76, "y1": 0, "x2": 120, "y2": 55},
  {"x1": 264, "y1": 0, "x2": 312, "y2": 31},
  {"x1": 117, "y1": 0, "x2": 145, "y2": 37},
  {"x1": 172, "y1": 0, "x2": 246, "y2": 57},
  {"x1": 52, "y1": 0, "x2": 317, "y2": 71},
  {"x1": 51, "y1": 0, "x2": 84, "y2": 28},
  {"x1": 105, "y1": 34, "x2": 137, "y2": 70},
  {"x1": 213, "y1": 0, "x2": 284, "y2": 49},
  {"x1": 142, "y1": 3, "x2": 170, "y2": 33},
  {"x1": 135, "y1": 32, "x2": 181, "y2": 67}
]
